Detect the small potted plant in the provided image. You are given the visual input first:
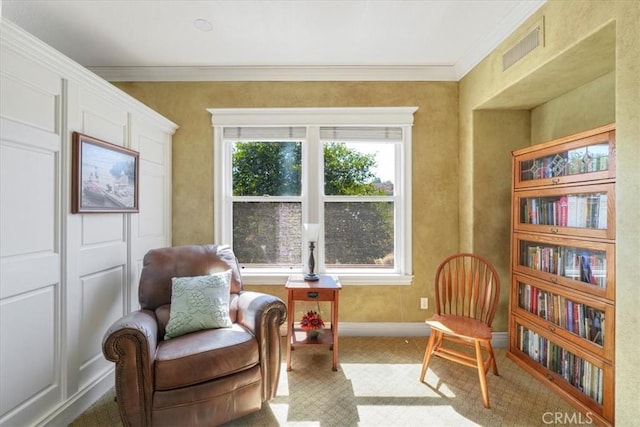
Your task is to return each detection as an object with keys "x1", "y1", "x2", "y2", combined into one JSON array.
[{"x1": 300, "y1": 309, "x2": 325, "y2": 340}]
